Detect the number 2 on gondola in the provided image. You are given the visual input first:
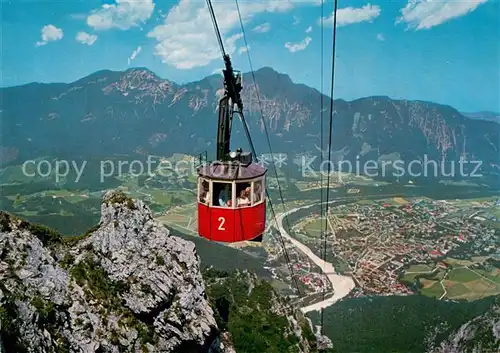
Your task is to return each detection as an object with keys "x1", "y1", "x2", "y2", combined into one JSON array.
[{"x1": 217, "y1": 217, "x2": 225, "y2": 231}]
